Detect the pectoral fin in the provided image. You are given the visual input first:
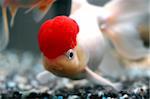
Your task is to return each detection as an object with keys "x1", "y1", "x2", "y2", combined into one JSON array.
[
  {"x1": 85, "y1": 66, "x2": 122, "y2": 91},
  {"x1": 36, "y1": 70, "x2": 56, "y2": 84}
]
